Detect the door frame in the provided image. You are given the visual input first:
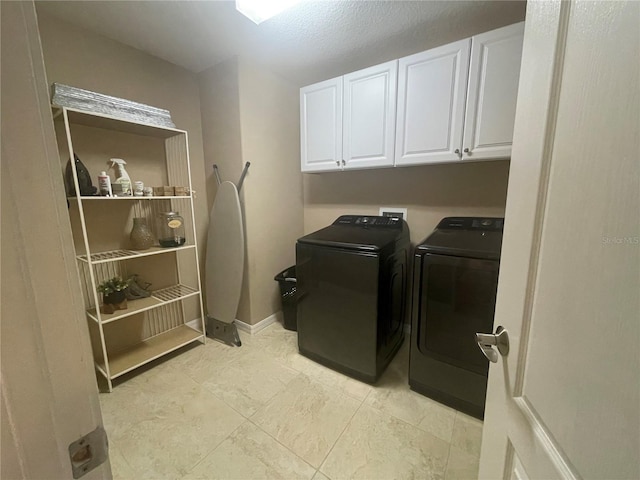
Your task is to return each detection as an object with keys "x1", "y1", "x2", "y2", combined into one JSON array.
[{"x1": 1, "y1": 2, "x2": 110, "y2": 478}]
